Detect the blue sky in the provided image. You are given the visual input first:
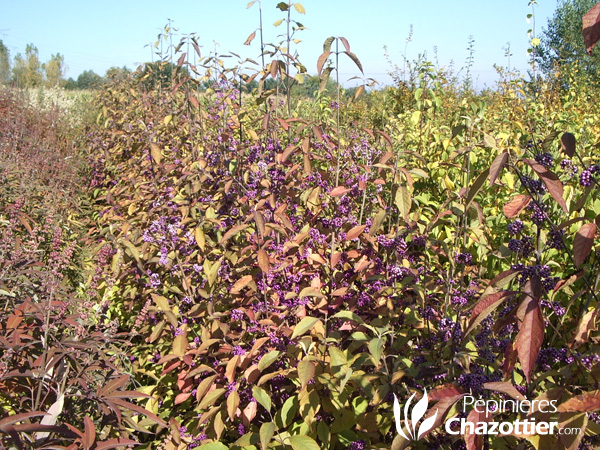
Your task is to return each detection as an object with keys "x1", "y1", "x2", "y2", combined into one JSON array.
[{"x1": 1, "y1": 1, "x2": 559, "y2": 89}]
